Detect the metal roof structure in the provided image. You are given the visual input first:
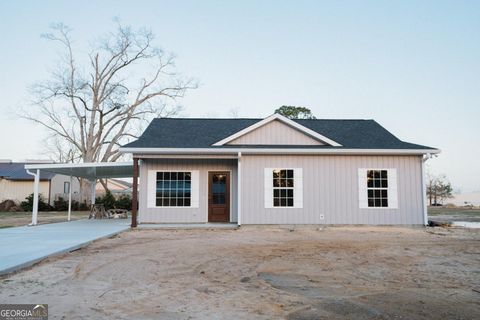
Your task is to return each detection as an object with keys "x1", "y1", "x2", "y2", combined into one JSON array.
[{"x1": 24, "y1": 162, "x2": 133, "y2": 180}]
